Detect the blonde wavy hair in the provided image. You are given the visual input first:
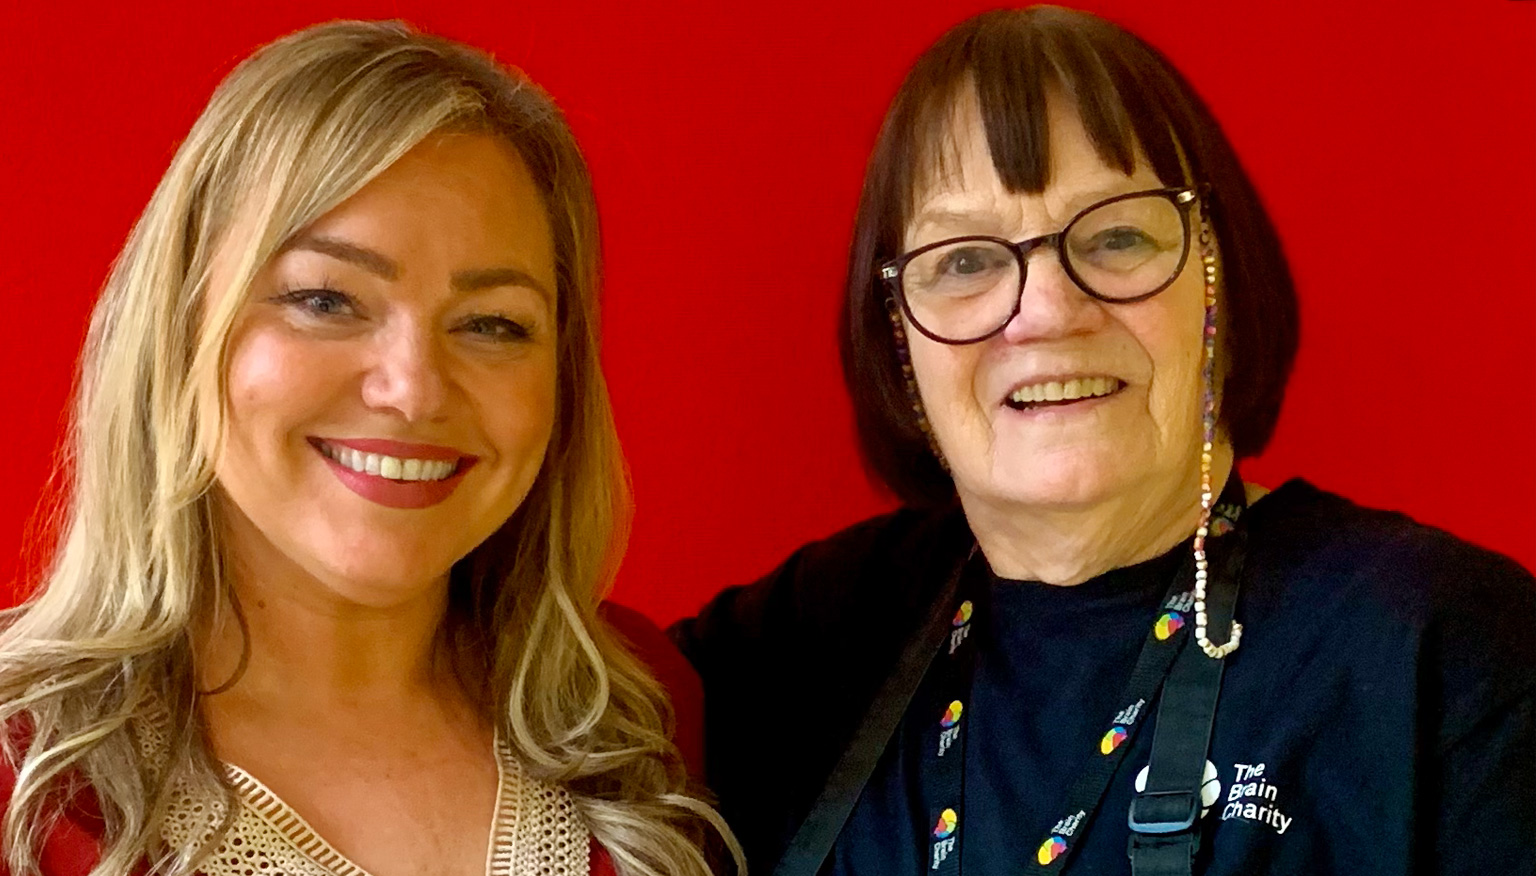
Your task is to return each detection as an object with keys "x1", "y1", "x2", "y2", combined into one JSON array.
[{"x1": 0, "y1": 20, "x2": 737, "y2": 876}]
